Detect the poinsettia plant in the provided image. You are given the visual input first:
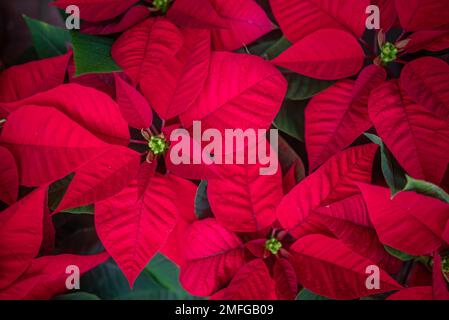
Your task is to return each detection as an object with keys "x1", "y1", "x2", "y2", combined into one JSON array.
[{"x1": 0, "y1": 0, "x2": 449, "y2": 301}]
